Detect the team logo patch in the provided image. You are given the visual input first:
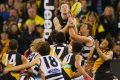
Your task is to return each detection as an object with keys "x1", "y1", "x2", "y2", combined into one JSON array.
[{"x1": 48, "y1": 68, "x2": 60, "y2": 74}]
